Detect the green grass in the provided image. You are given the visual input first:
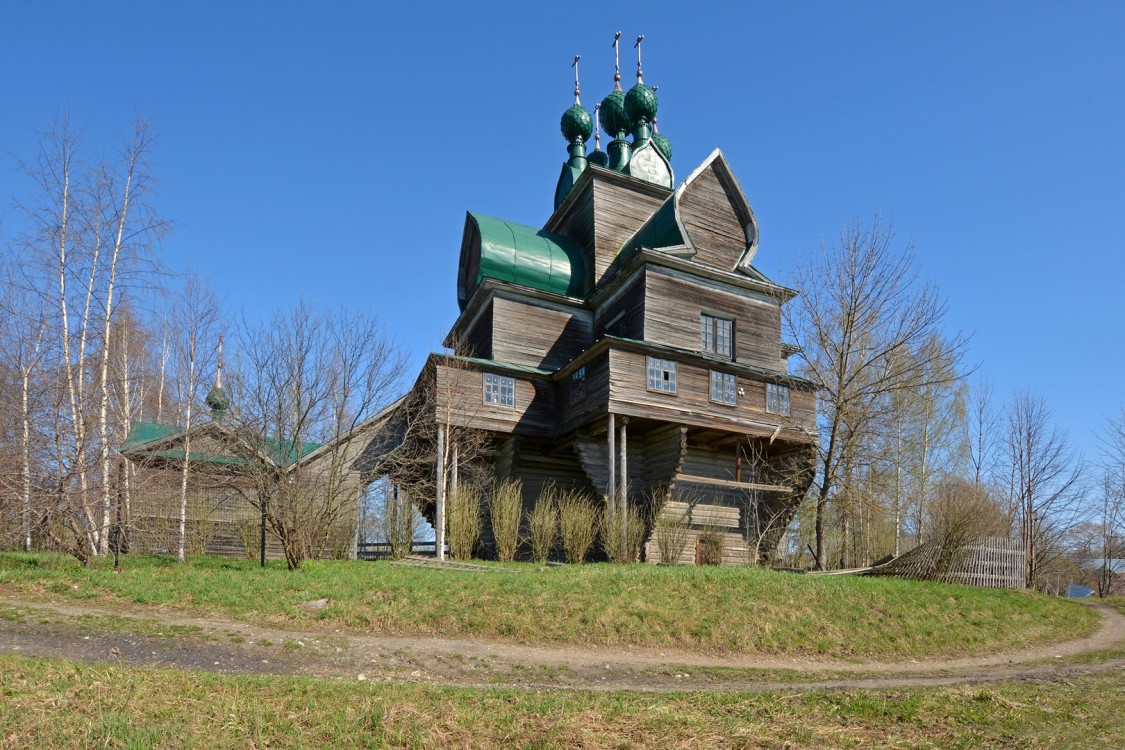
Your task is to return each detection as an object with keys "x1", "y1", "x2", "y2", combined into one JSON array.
[
  {"x1": 0, "y1": 552, "x2": 1100, "y2": 659},
  {"x1": 0, "y1": 654, "x2": 1121, "y2": 749},
  {"x1": 1100, "y1": 596, "x2": 1125, "y2": 615}
]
